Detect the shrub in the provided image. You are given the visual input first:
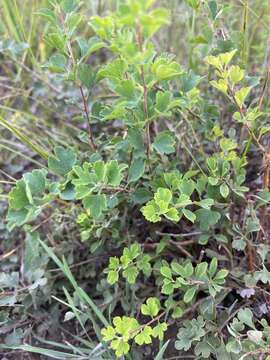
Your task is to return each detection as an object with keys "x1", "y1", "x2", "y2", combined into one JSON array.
[{"x1": 2, "y1": 0, "x2": 270, "y2": 359}]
